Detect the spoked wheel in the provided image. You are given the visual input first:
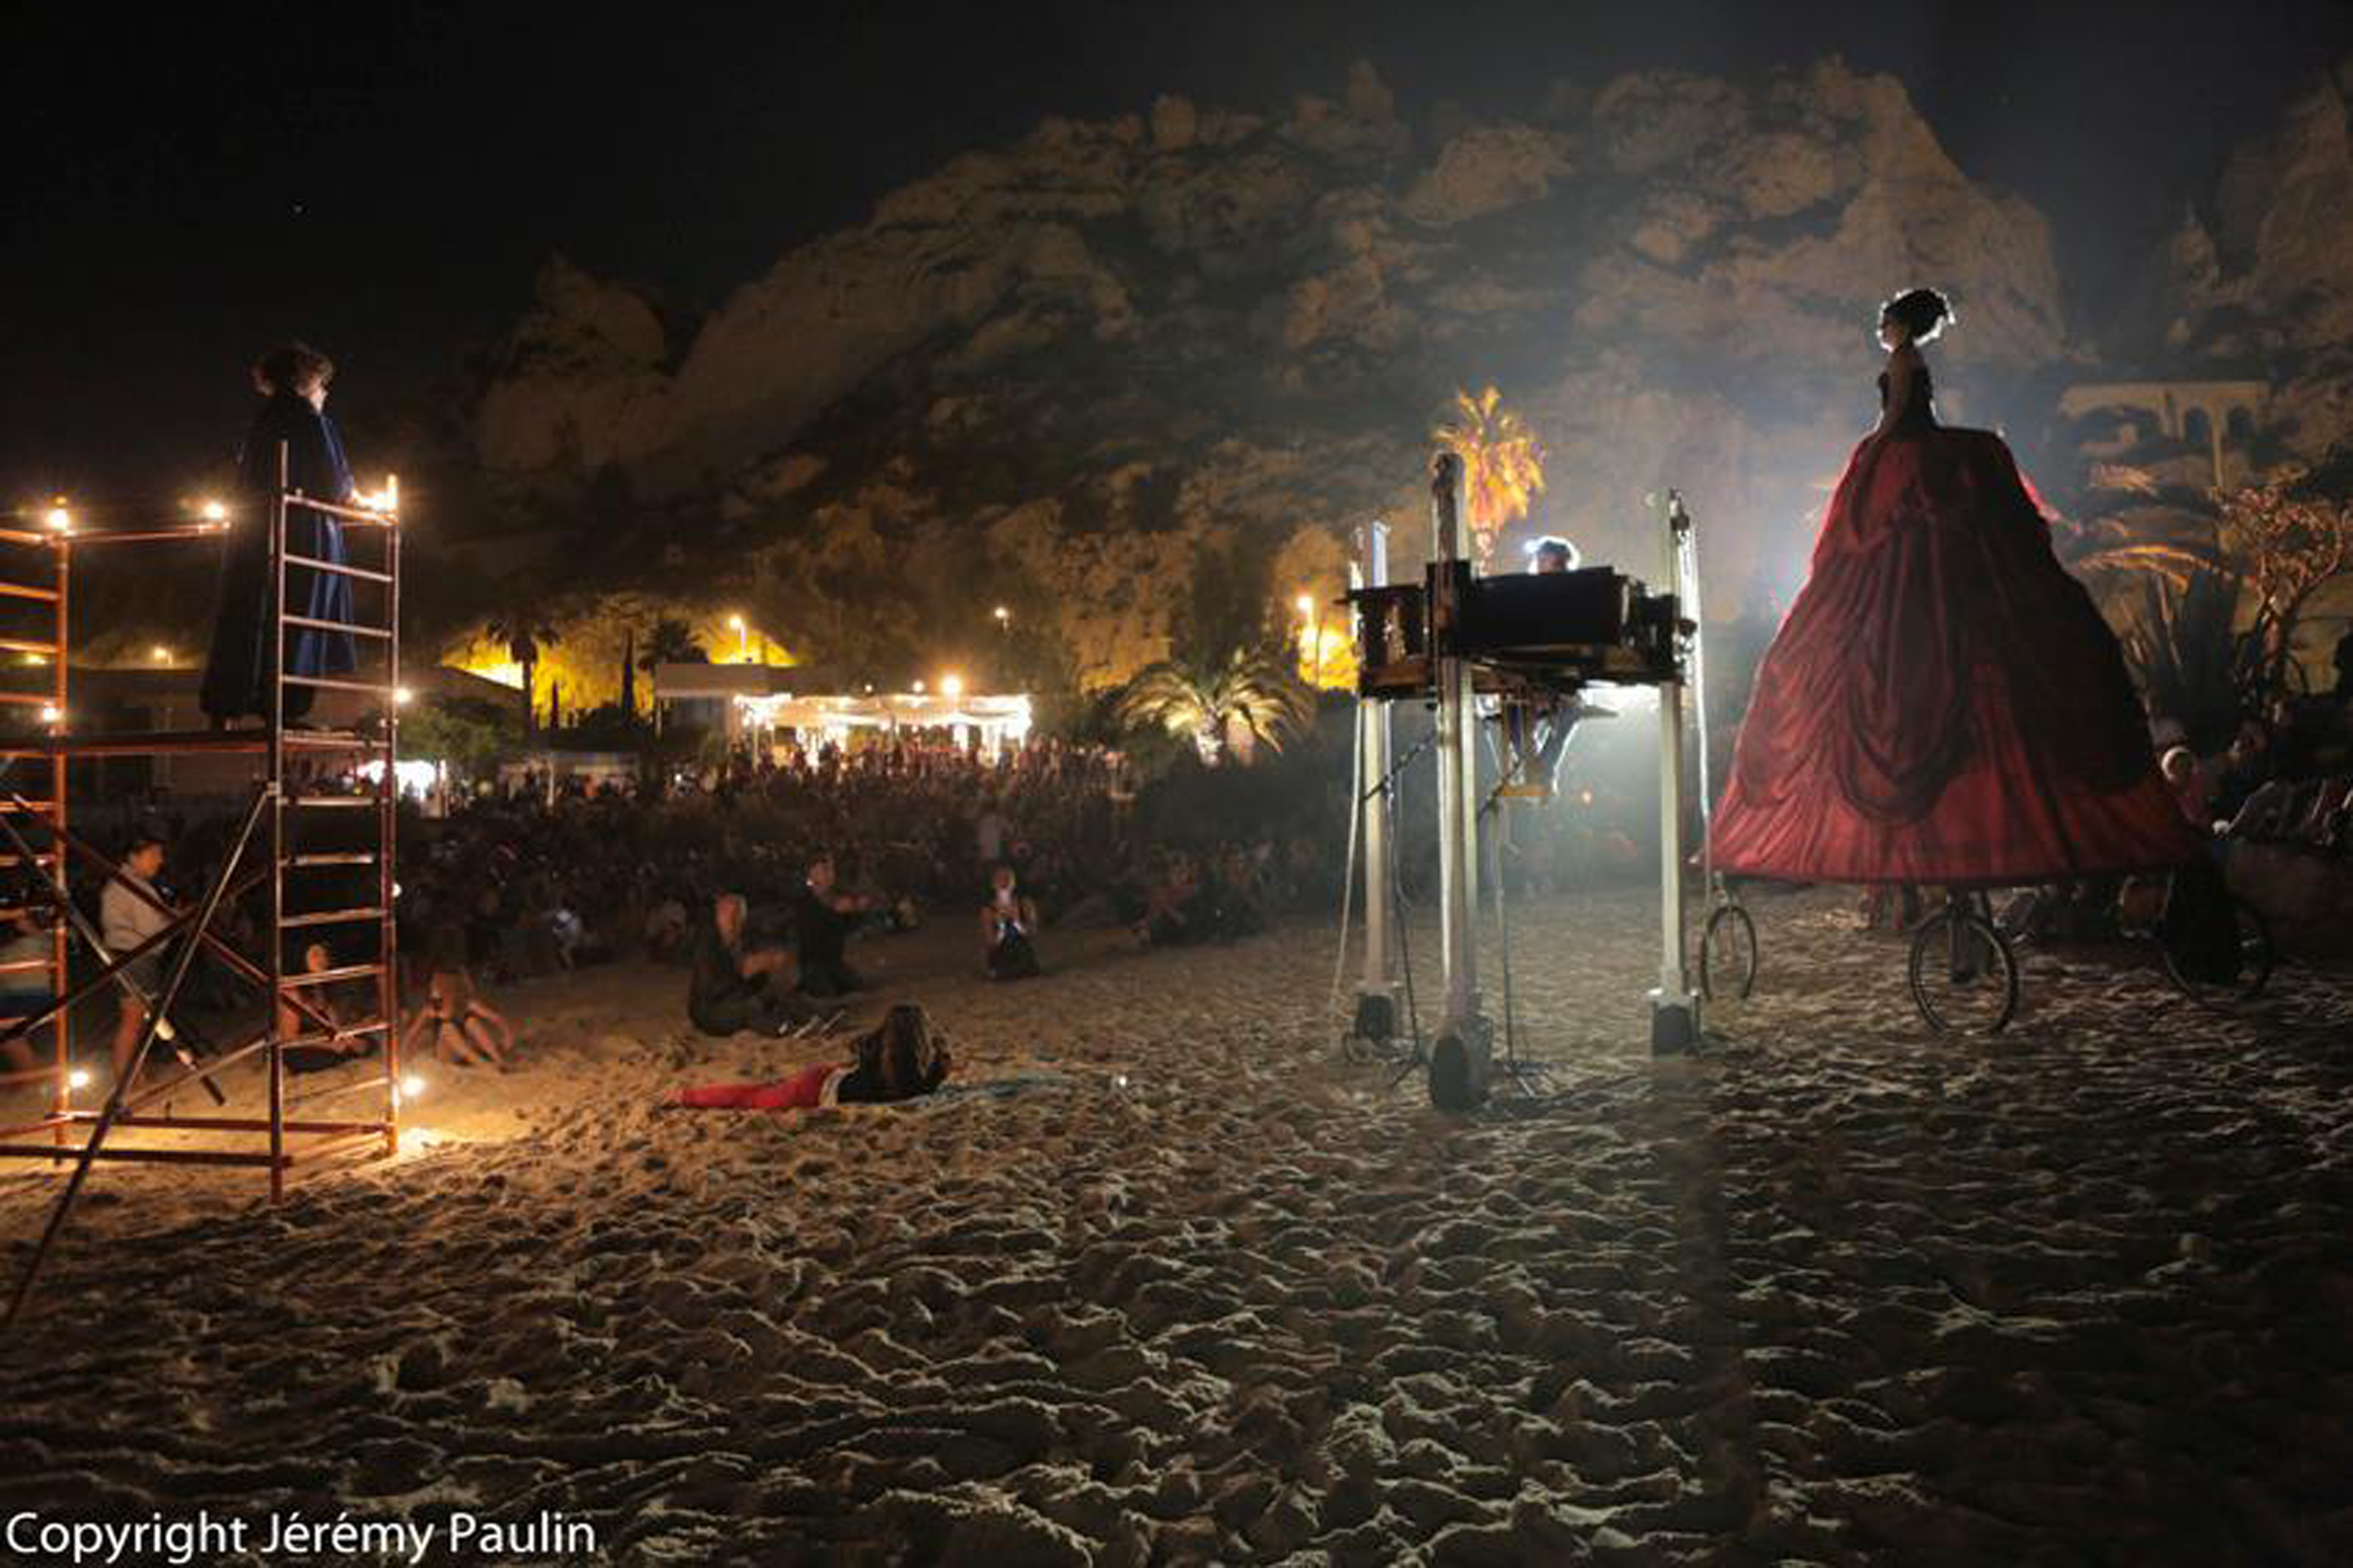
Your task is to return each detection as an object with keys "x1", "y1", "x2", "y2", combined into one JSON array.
[
  {"x1": 1908, "y1": 899, "x2": 2019, "y2": 1034},
  {"x1": 2161, "y1": 894, "x2": 2276, "y2": 1007},
  {"x1": 1699, "y1": 902, "x2": 1759, "y2": 1001}
]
